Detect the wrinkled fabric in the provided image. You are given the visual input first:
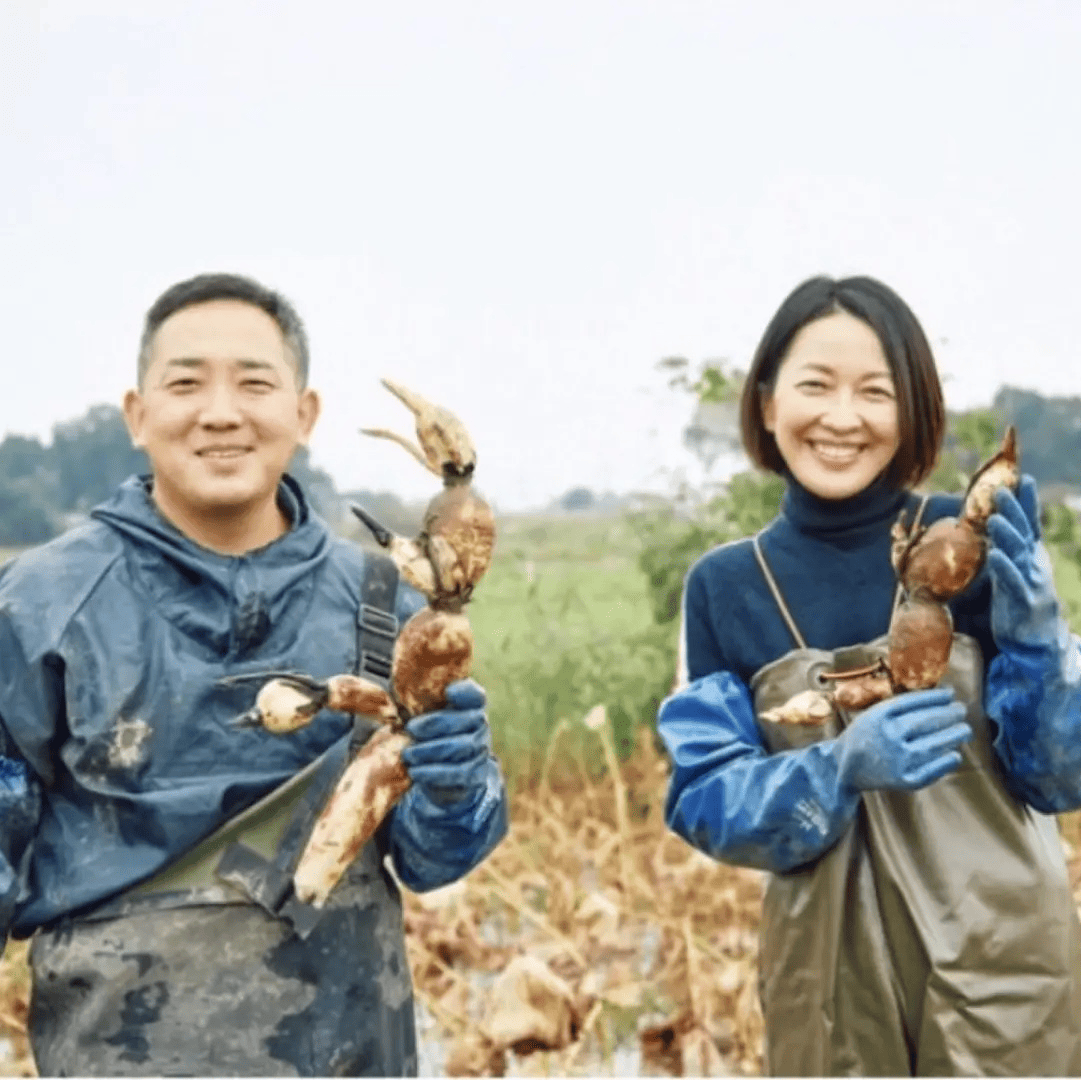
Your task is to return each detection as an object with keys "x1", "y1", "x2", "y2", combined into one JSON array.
[
  {"x1": 29, "y1": 850, "x2": 416, "y2": 1077},
  {"x1": 0, "y1": 748, "x2": 39, "y2": 933},
  {"x1": 0, "y1": 473, "x2": 508, "y2": 1075}
]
